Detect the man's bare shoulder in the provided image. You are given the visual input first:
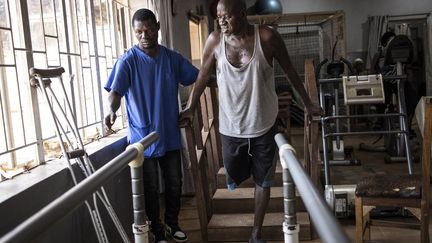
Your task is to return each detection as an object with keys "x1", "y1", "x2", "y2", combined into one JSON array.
[
  {"x1": 207, "y1": 30, "x2": 223, "y2": 47},
  {"x1": 258, "y1": 25, "x2": 278, "y2": 42}
]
